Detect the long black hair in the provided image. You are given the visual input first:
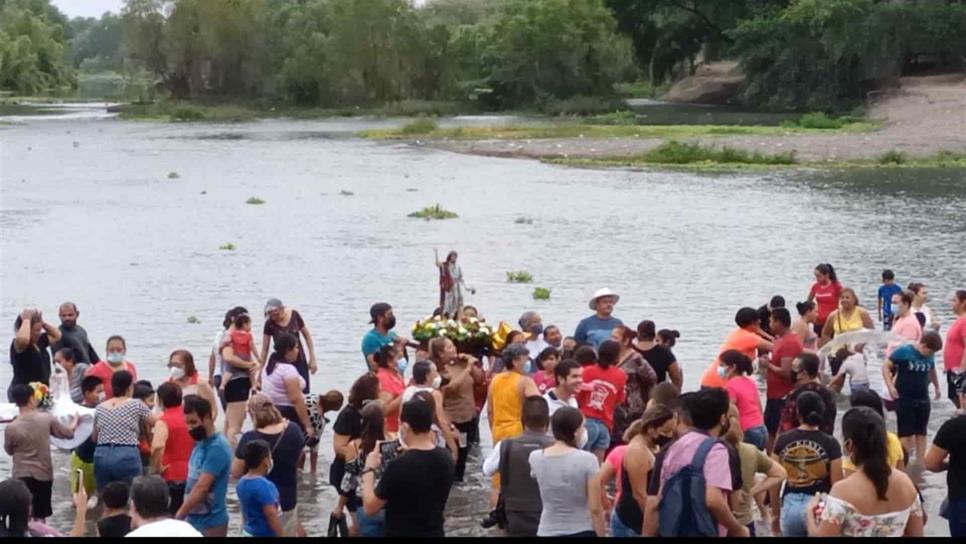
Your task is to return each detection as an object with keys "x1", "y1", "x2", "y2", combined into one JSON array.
[
  {"x1": 815, "y1": 263, "x2": 838, "y2": 283},
  {"x1": 796, "y1": 390, "x2": 825, "y2": 427},
  {"x1": 842, "y1": 406, "x2": 891, "y2": 501},
  {"x1": 268, "y1": 332, "x2": 298, "y2": 375},
  {"x1": 0, "y1": 478, "x2": 31, "y2": 536}
]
